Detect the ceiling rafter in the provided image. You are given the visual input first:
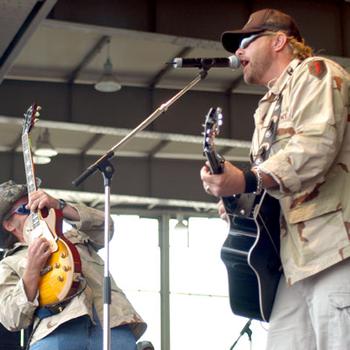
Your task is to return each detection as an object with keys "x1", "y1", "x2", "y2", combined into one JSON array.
[
  {"x1": 0, "y1": 0, "x2": 57, "y2": 83},
  {"x1": 67, "y1": 35, "x2": 110, "y2": 84},
  {"x1": 148, "y1": 46, "x2": 193, "y2": 88},
  {"x1": 80, "y1": 133, "x2": 104, "y2": 155}
]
